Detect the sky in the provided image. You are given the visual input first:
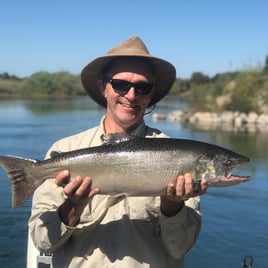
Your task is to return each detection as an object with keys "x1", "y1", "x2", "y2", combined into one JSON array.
[{"x1": 1, "y1": 0, "x2": 267, "y2": 79}]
